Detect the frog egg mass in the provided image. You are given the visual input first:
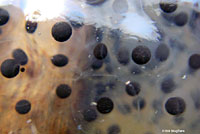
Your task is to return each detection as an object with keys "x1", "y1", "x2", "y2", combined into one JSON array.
[{"x1": 0, "y1": 0, "x2": 200, "y2": 134}]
